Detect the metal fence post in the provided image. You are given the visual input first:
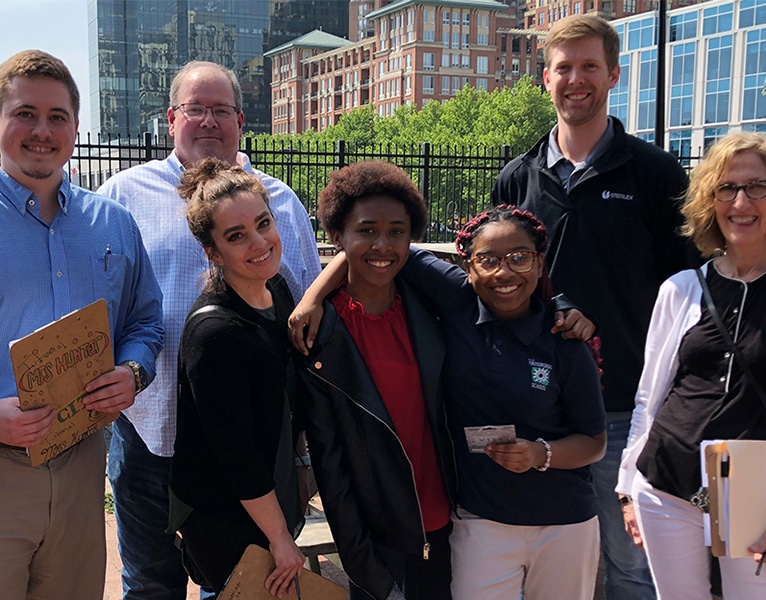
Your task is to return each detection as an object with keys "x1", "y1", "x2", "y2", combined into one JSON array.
[
  {"x1": 420, "y1": 141, "x2": 430, "y2": 205},
  {"x1": 143, "y1": 132, "x2": 153, "y2": 161},
  {"x1": 500, "y1": 144, "x2": 512, "y2": 167},
  {"x1": 336, "y1": 140, "x2": 346, "y2": 169}
]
